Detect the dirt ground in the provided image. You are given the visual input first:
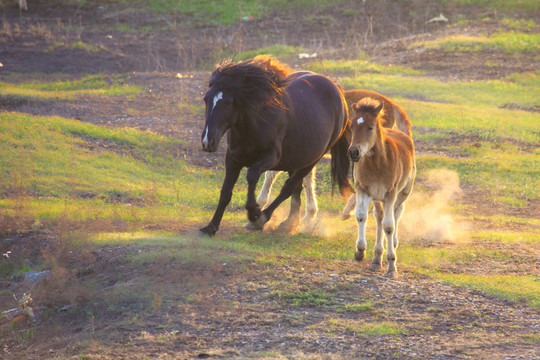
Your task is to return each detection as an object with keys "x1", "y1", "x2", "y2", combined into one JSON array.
[{"x1": 0, "y1": 0, "x2": 539, "y2": 359}]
